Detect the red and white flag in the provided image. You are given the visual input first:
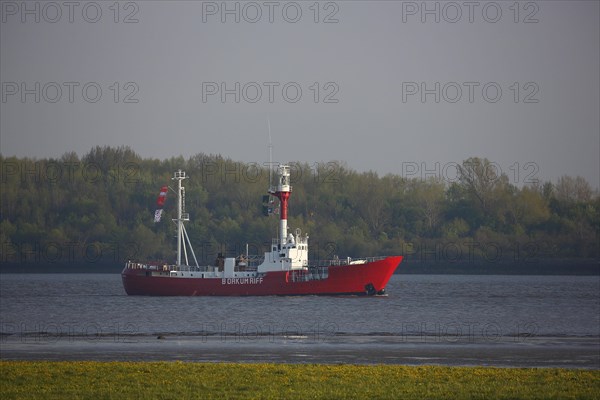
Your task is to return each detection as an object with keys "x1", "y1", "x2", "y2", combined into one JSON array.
[
  {"x1": 154, "y1": 186, "x2": 168, "y2": 222},
  {"x1": 156, "y1": 186, "x2": 168, "y2": 208}
]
